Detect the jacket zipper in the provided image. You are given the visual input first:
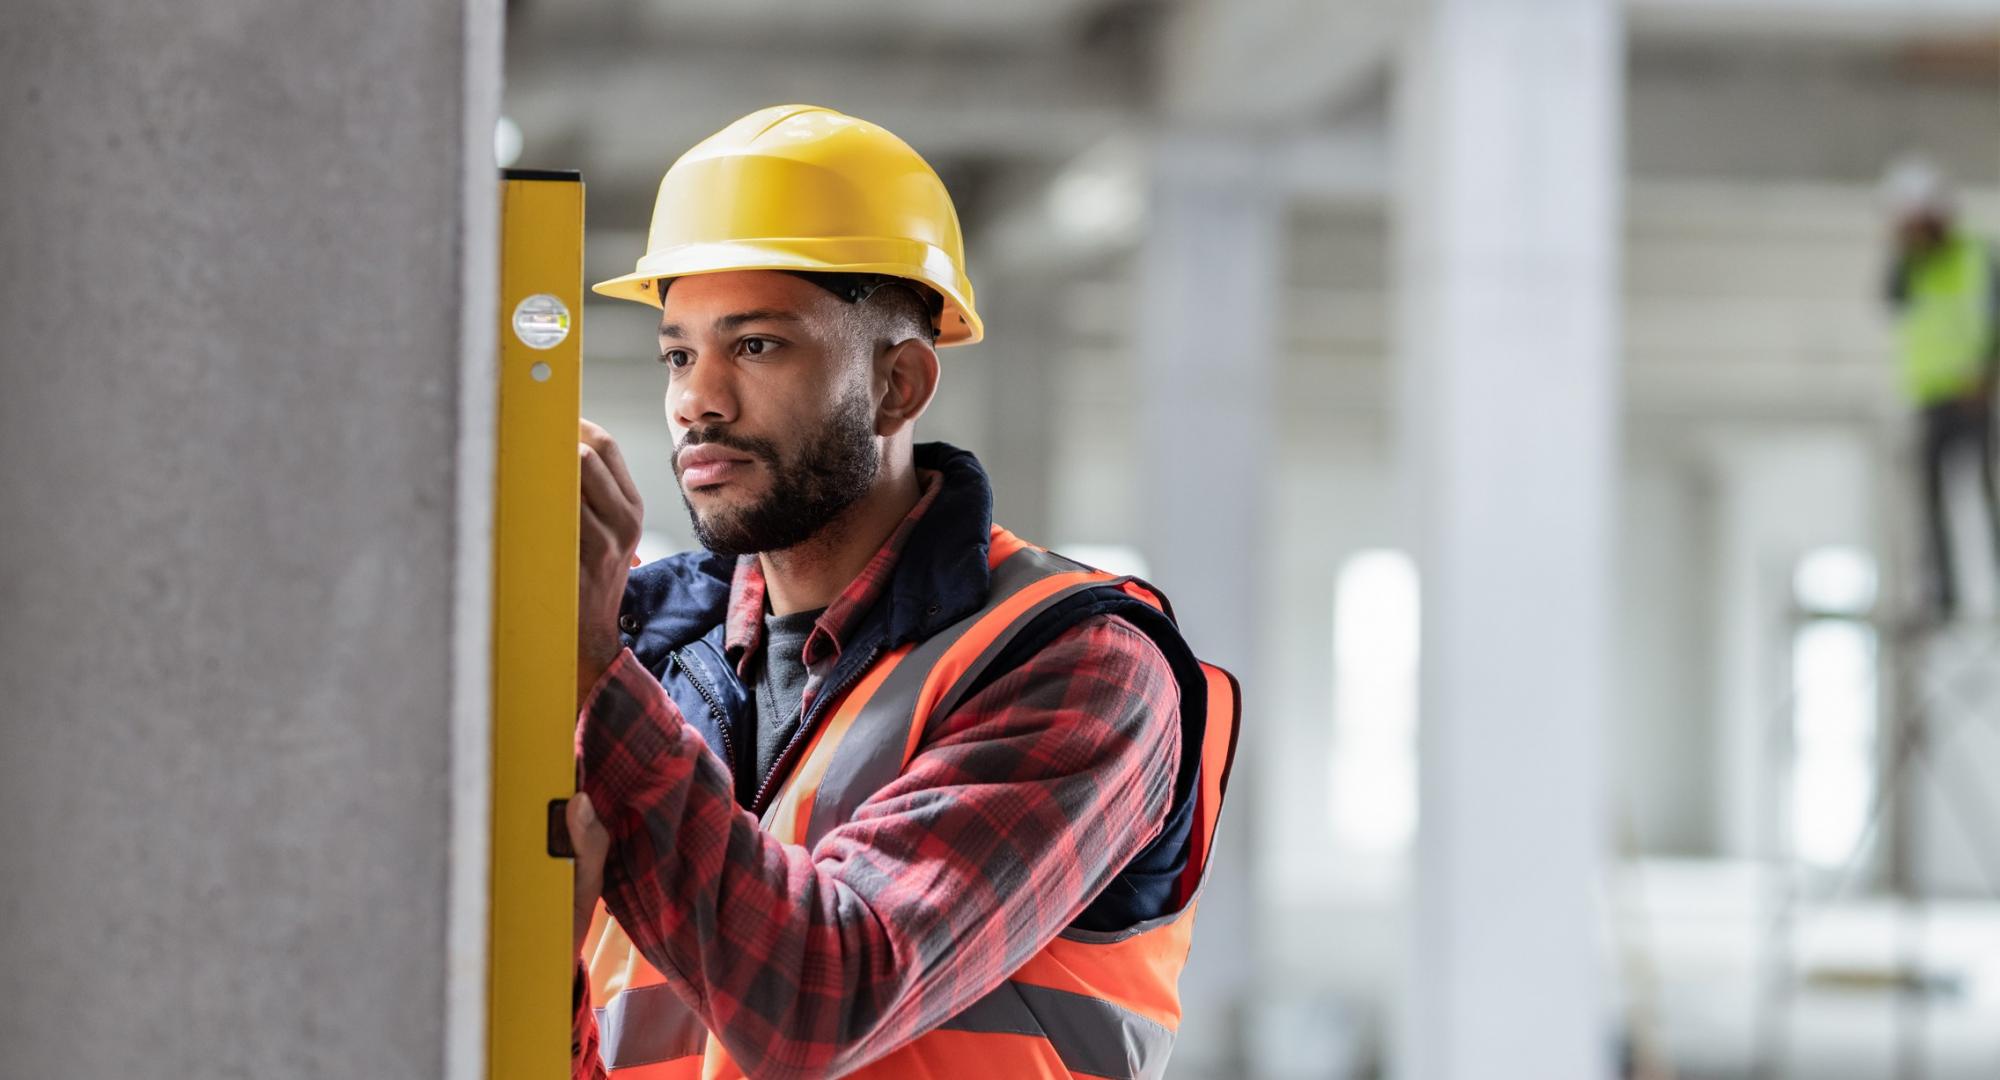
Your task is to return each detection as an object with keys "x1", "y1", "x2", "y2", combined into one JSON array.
[
  {"x1": 667, "y1": 650, "x2": 735, "y2": 769},
  {"x1": 749, "y1": 643, "x2": 882, "y2": 817}
]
